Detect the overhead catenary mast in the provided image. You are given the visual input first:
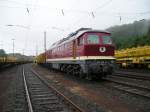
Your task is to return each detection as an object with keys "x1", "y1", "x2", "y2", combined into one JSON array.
[
  {"x1": 0, "y1": 41, "x2": 3, "y2": 49},
  {"x1": 44, "y1": 31, "x2": 47, "y2": 63},
  {"x1": 12, "y1": 39, "x2": 15, "y2": 56}
]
